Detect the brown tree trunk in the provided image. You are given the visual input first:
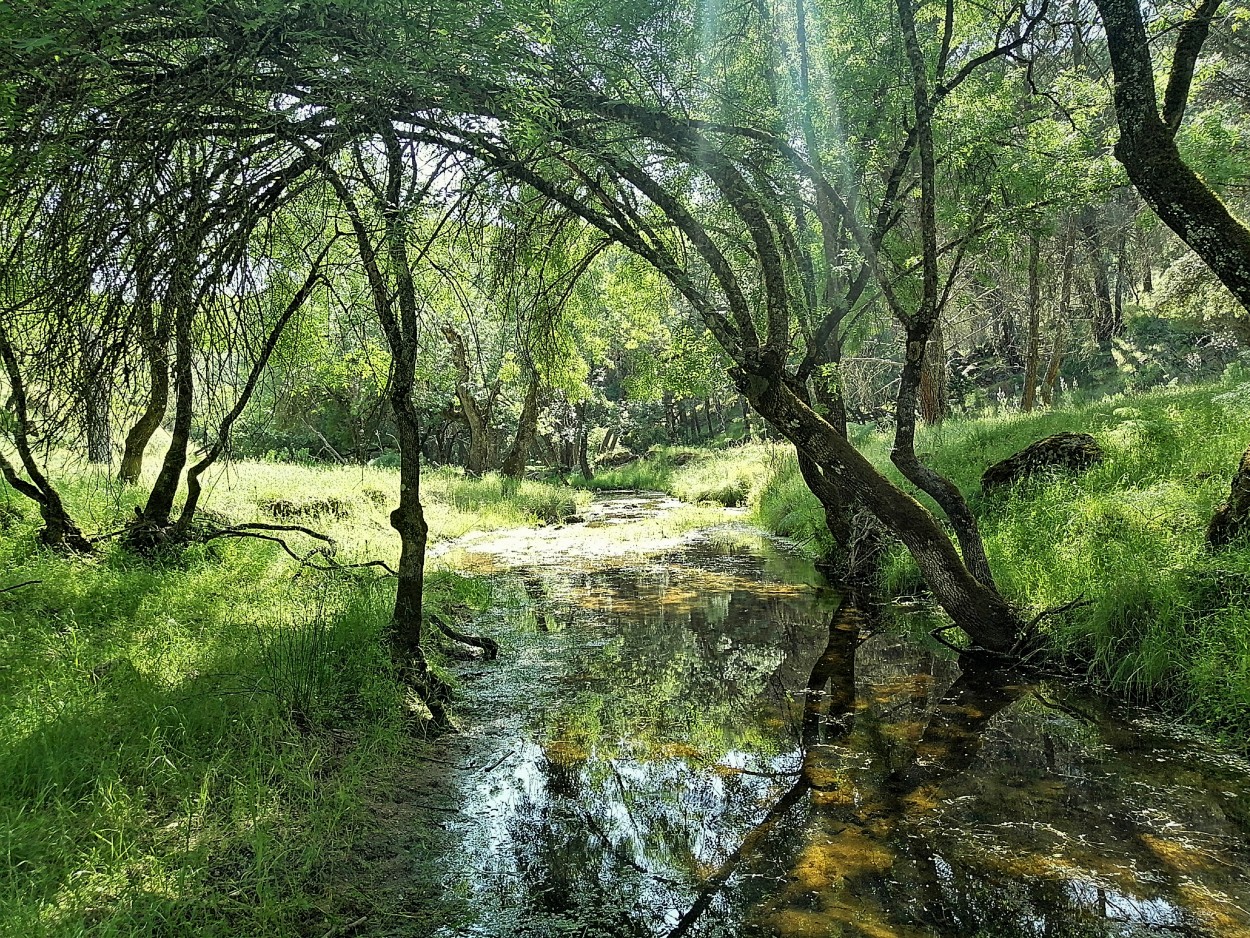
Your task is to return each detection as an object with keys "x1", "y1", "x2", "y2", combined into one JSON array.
[
  {"x1": 918, "y1": 321, "x2": 948, "y2": 424},
  {"x1": 1080, "y1": 208, "x2": 1117, "y2": 352},
  {"x1": 500, "y1": 368, "x2": 540, "y2": 479},
  {"x1": 1021, "y1": 232, "x2": 1042, "y2": 412},
  {"x1": 118, "y1": 301, "x2": 171, "y2": 485},
  {"x1": 139, "y1": 290, "x2": 194, "y2": 531},
  {"x1": 738, "y1": 359, "x2": 1019, "y2": 653},
  {"x1": 441, "y1": 324, "x2": 491, "y2": 475},
  {"x1": 1092, "y1": 0, "x2": 1250, "y2": 310},
  {"x1": 576, "y1": 401, "x2": 593, "y2": 481},
  {"x1": 1041, "y1": 223, "x2": 1075, "y2": 406},
  {"x1": 0, "y1": 325, "x2": 93, "y2": 553},
  {"x1": 1207, "y1": 446, "x2": 1250, "y2": 547}
]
